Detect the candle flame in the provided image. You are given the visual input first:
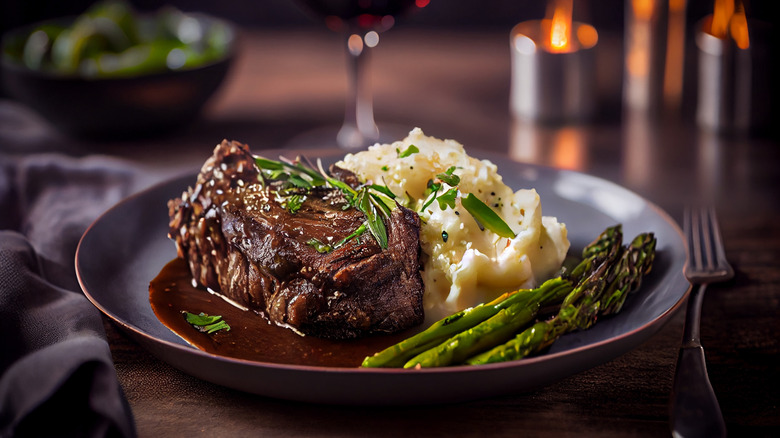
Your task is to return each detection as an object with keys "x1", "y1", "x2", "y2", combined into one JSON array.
[
  {"x1": 709, "y1": 0, "x2": 750, "y2": 48},
  {"x1": 711, "y1": 0, "x2": 734, "y2": 38},
  {"x1": 545, "y1": 0, "x2": 573, "y2": 53},
  {"x1": 730, "y1": 1, "x2": 750, "y2": 49}
]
